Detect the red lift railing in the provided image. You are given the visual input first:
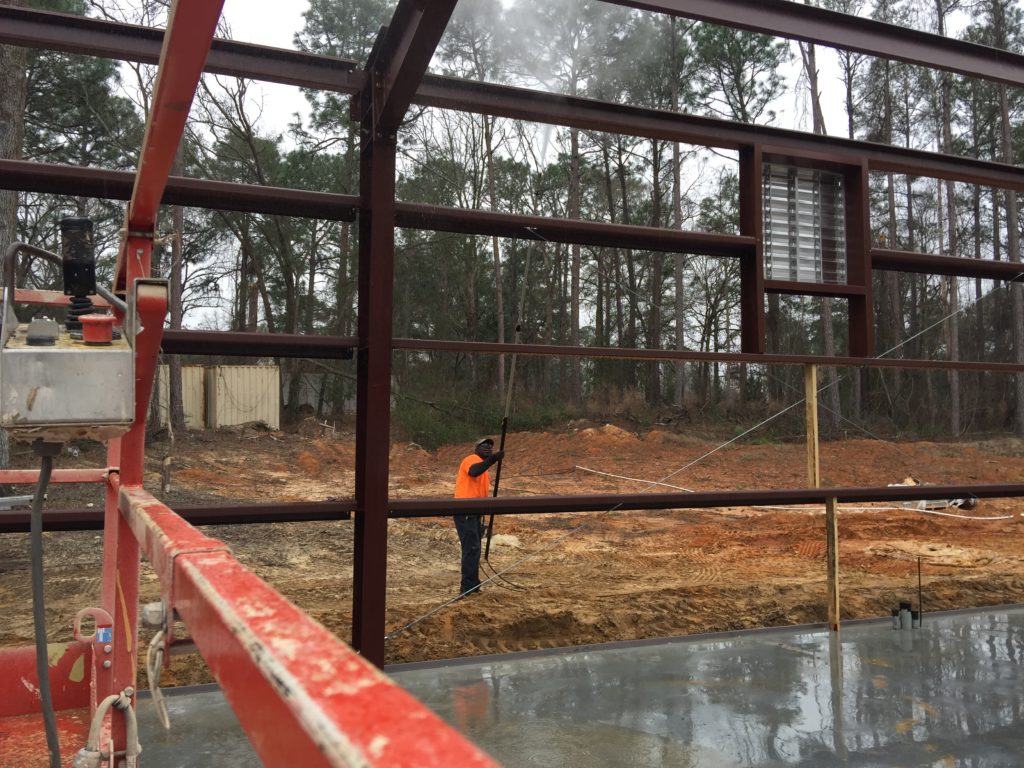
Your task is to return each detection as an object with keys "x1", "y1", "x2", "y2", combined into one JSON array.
[
  {"x1": 1, "y1": 0, "x2": 1024, "y2": 763},
  {"x1": 0, "y1": 1, "x2": 493, "y2": 765}
]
